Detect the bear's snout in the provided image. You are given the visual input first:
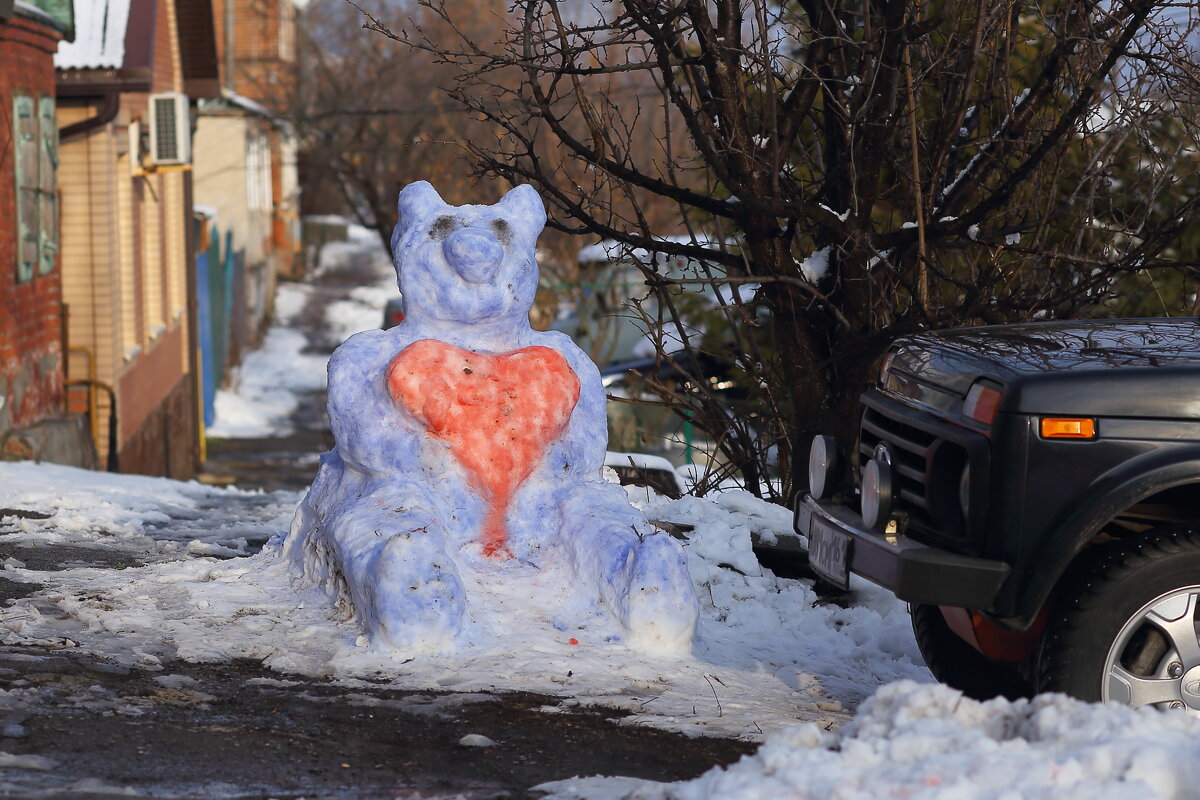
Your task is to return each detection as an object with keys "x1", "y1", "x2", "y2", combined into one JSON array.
[{"x1": 443, "y1": 228, "x2": 504, "y2": 284}]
